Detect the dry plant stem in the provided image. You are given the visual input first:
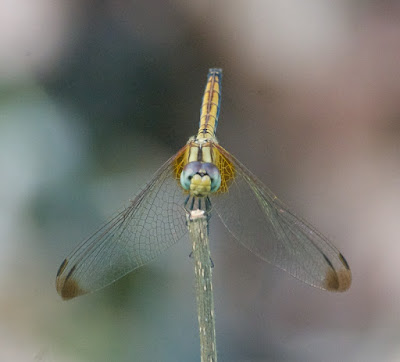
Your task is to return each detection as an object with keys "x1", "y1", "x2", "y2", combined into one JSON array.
[{"x1": 187, "y1": 210, "x2": 217, "y2": 362}]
